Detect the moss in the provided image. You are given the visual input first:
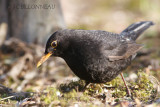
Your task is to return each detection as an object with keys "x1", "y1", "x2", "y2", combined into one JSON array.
[
  {"x1": 57, "y1": 71, "x2": 156, "y2": 103},
  {"x1": 40, "y1": 87, "x2": 59, "y2": 104},
  {"x1": 1, "y1": 72, "x2": 155, "y2": 106},
  {"x1": 83, "y1": 71, "x2": 156, "y2": 102},
  {"x1": 25, "y1": 87, "x2": 34, "y2": 92},
  {"x1": 40, "y1": 85, "x2": 90, "y2": 106},
  {"x1": 59, "y1": 80, "x2": 86, "y2": 93},
  {"x1": 0, "y1": 93, "x2": 8, "y2": 98},
  {"x1": 130, "y1": 72, "x2": 156, "y2": 102},
  {"x1": 112, "y1": 89, "x2": 127, "y2": 98}
]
